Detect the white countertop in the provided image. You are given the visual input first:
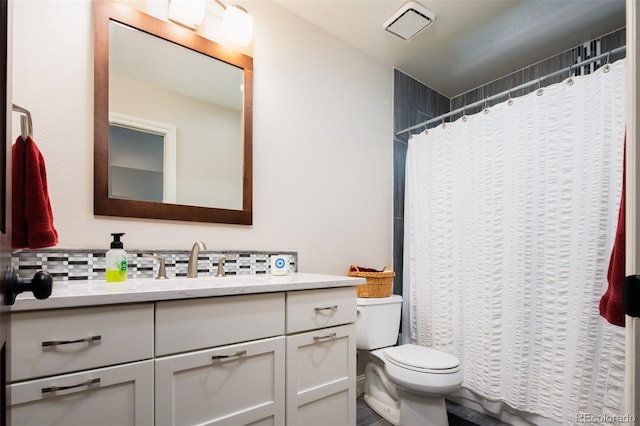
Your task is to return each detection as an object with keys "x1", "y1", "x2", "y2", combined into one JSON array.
[{"x1": 11, "y1": 273, "x2": 366, "y2": 311}]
